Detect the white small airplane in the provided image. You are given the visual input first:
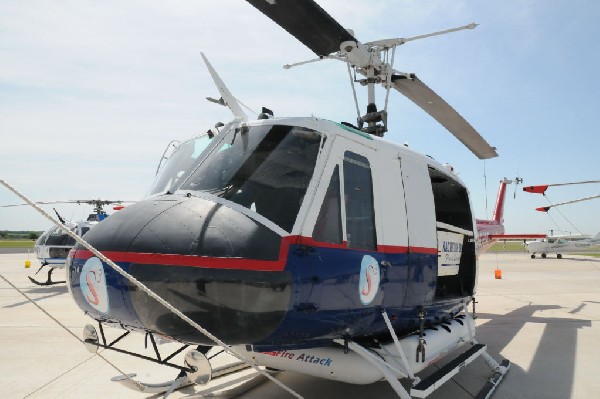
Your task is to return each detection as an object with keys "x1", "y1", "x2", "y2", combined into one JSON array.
[
  {"x1": 525, "y1": 233, "x2": 600, "y2": 259},
  {"x1": 523, "y1": 180, "x2": 600, "y2": 258}
]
